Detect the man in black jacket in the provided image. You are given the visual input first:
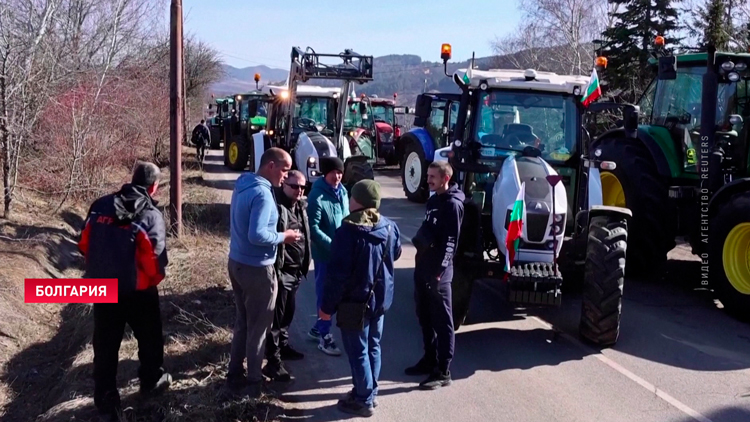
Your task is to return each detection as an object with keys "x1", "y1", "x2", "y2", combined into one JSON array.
[
  {"x1": 78, "y1": 161, "x2": 171, "y2": 420},
  {"x1": 405, "y1": 160, "x2": 464, "y2": 390},
  {"x1": 263, "y1": 170, "x2": 311, "y2": 381},
  {"x1": 191, "y1": 119, "x2": 211, "y2": 162}
]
